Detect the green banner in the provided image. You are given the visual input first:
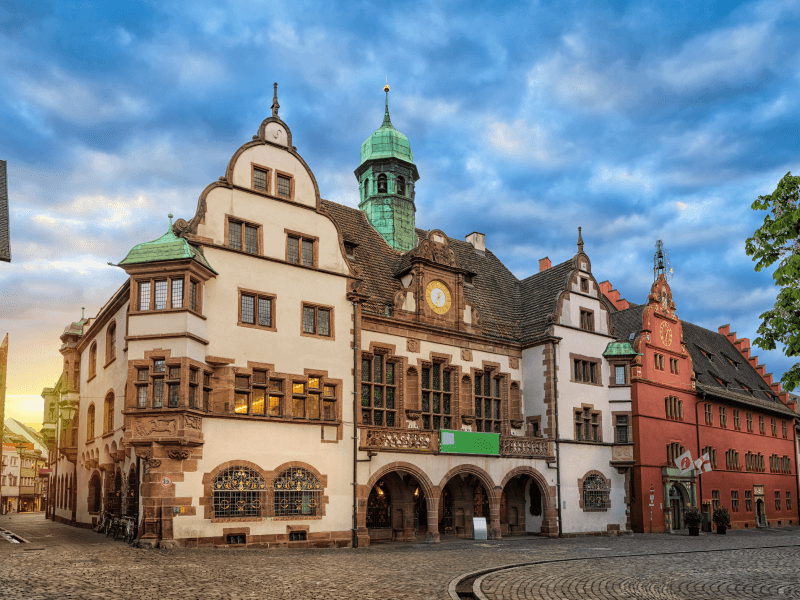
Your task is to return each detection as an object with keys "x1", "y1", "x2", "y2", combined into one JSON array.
[{"x1": 439, "y1": 429, "x2": 499, "y2": 455}]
